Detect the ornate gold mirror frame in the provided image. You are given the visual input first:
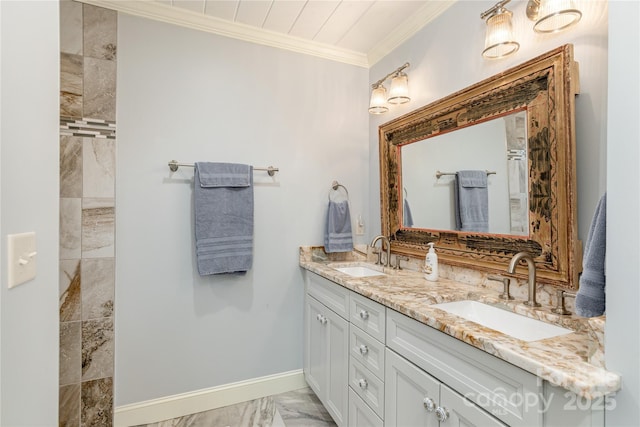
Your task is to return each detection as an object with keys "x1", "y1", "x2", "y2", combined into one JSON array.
[{"x1": 379, "y1": 45, "x2": 581, "y2": 289}]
